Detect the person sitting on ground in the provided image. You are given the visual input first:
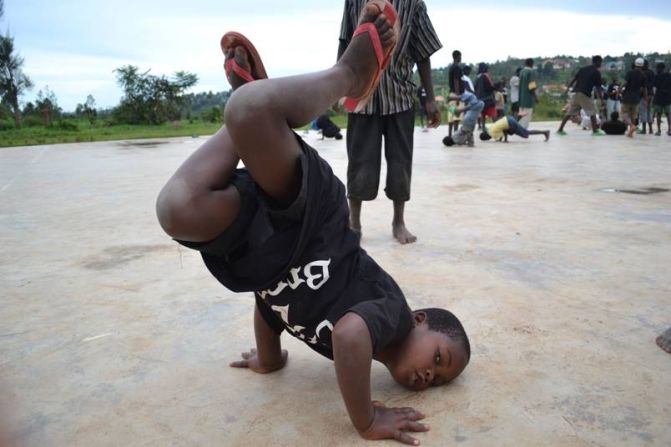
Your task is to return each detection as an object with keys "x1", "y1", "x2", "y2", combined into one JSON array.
[
  {"x1": 479, "y1": 113, "x2": 550, "y2": 143},
  {"x1": 442, "y1": 91, "x2": 484, "y2": 147},
  {"x1": 600, "y1": 111, "x2": 627, "y2": 135},
  {"x1": 156, "y1": 3, "x2": 470, "y2": 444},
  {"x1": 316, "y1": 112, "x2": 343, "y2": 140}
]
